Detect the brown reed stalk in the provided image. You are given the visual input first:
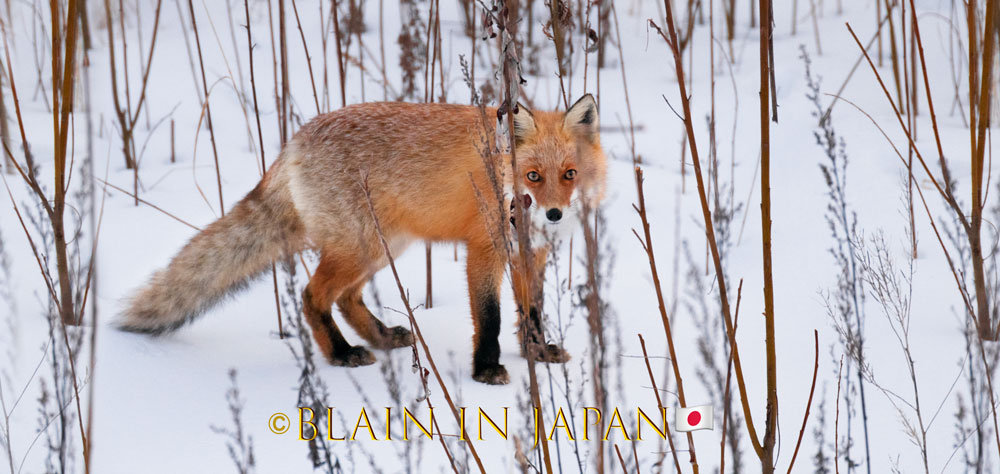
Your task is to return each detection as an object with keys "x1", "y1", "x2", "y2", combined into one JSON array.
[
  {"x1": 359, "y1": 175, "x2": 486, "y2": 473},
  {"x1": 785, "y1": 330, "x2": 820, "y2": 474},
  {"x1": 877, "y1": 0, "x2": 883, "y2": 65},
  {"x1": 849, "y1": 2, "x2": 996, "y2": 346},
  {"x1": 719, "y1": 280, "x2": 743, "y2": 474},
  {"x1": 548, "y1": 0, "x2": 568, "y2": 107},
  {"x1": 434, "y1": 1, "x2": 443, "y2": 101},
  {"x1": 725, "y1": 0, "x2": 735, "y2": 43},
  {"x1": 757, "y1": 0, "x2": 779, "y2": 471},
  {"x1": 50, "y1": 0, "x2": 76, "y2": 329},
  {"x1": 792, "y1": 0, "x2": 798, "y2": 34},
  {"x1": 331, "y1": 0, "x2": 346, "y2": 107},
  {"x1": 970, "y1": 0, "x2": 995, "y2": 341},
  {"x1": 632, "y1": 167, "x2": 698, "y2": 473},
  {"x1": 290, "y1": 0, "x2": 320, "y2": 114},
  {"x1": 848, "y1": 11, "x2": 1000, "y2": 456},
  {"x1": 650, "y1": 3, "x2": 766, "y2": 464},
  {"x1": 834, "y1": 94, "x2": 974, "y2": 314},
  {"x1": 821, "y1": 11, "x2": 891, "y2": 122},
  {"x1": 490, "y1": 2, "x2": 555, "y2": 470},
  {"x1": 834, "y1": 356, "x2": 843, "y2": 474},
  {"x1": 96, "y1": 178, "x2": 201, "y2": 231},
  {"x1": 610, "y1": 5, "x2": 636, "y2": 165},
  {"x1": 809, "y1": 0, "x2": 822, "y2": 54},
  {"x1": 0, "y1": 52, "x2": 9, "y2": 175},
  {"x1": 0, "y1": 168, "x2": 57, "y2": 302},
  {"x1": 422, "y1": 0, "x2": 434, "y2": 101},
  {"x1": 244, "y1": 0, "x2": 285, "y2": 338},
  {"x1": 882, "y1": 0, "x2": 904, "y2": 105},
  {"x1": 186, "y1": 0, "x2": 225, "y2": 215},
  {"x1": 170, "y1": 118, "x2": 175, "y2": 162},
  {"x1": 0, "y1": 26, "x2": 60, "y2": 302},
  {"x1": 967, "y1": 0, "x2": 979, "y2": 158},
  {"x1": 581, "y1": 202, "x2": 606, "y2": 474},
  {"x1": 900, "y1": 0, "x2": 916, "y2": 258},
  {"x1": 613, "y1": 444, "x2": 628, "y2": 472},
  {"x1": 79, "y1": 158, "x2": 111, "y2": 474},
  {"x1": 102, "y1": 0, "x2": 163, "y2": 205},
  {"x1": 638, "y1": 334, "x2": 682, "y2": 473},
  {"x1": 422, "y1": 0, "x2": 438, "y2": 308},
  {"x1": 266, "y1": 0, "x2": 288, "y2": 143},
  {"x1": 15, "y1": 1, "x2": 93, "y2": 468}
]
